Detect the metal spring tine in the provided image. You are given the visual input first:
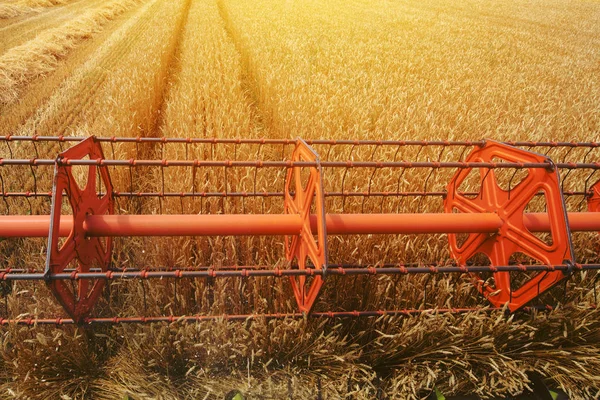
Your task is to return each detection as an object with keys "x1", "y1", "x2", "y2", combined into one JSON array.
[
  {"x1": 389, "y1": 146, "x2": 403, "y2": 212},
  {"x1": 253, "y1": 166, "x2": 259, "y2": 214},
  {"x1": 96, "y1": 165, "x2": 101, "y2": 198},
  {"x1": 361, "y1": 144, "x2": 384, "y2": 212},
  {"x1": 362, "y1": 166, "x2": 379, "y2": 213},
  {"x1": 128, "y1": 165, "x2": 134, "y2": 195},
  {"x1": 458, "y1": 145, "x2": 469, "y2": 162},
  {"x1": 369, "y1": 143, "x2": 381, "y2": 161},
  {"x1": 561, "y1": 146, "x2": 576, "y2": 164},
  {"x1": 325, "y1": 142, "x2": 335, "y2": 161},
  {"x1": 161, "y1": 161, "x2": 166, "y2": 193},
  {"x1": 255, "y1": 143, "x2": 265, "y2": 213},
  {"x1": 504, "y1": 168, "x2": 520, "y2": 200},
  {"x1": 29, "y1": 164, "x2": 37, "y2": 195},
  {"x1": 419, "y1": 168, "x2": 436, "y2": 212},
  {"x1": 395, "y1": 167, "x2": 408, "y2": 213},
  {"x1": 32, "y1": 139, "x2": 39, "y2": 160},
  {"x1": 0, "y1": 166, "x2": 4, "y2": 196},
  {"x1": 4, "y1": 140, "x2": 13, "y2": 159},
  {"x1": 577, "y1": 169, "x2": 599, "y2": 211},
  {"x1": 1, "y1": 197, "x2": 8, "y2": 215},
  {"x1": 340, "y1": 166, "x2": 350, "y2": 212},
  {"x1": 348, "y1": 143, "x2": 357, "y2": 161},
  {"x1": 583, "y1": 146, "x2": 596, "y2": 164},
  {"x1": 242, "y1": 191, "x2": 246, "y2": 214},
  {"x1": 414, "y1": 145, "x2": 424, "y2": 161},
  {"x1": 561, "y1": 167, "x2": 575, "y2": 197},
  {"x1": 159, "y1": 165, "x2": 165, "y2": 215},
  {"x1": 397, "y1": 146, "x2": 425, "y2": 212},
  {"x1": 428, "y1": 146, "x2": 445, "y2": 188},
  {"x1": 109, "y1": 141, "x2": 117, "y2": 187},
  {"x1": 191, "y1": 163, "x2": 197, "y2": 195},
  {"x1": 392, "y1": 144, "x2": 402, "y2": 163},
  {"x1": 341, "y1": 144, "x2": 357, "y2": 212},
  {"x1": 418, "y1": 147, "x2": 446, "y2": 212},
  {"x1": 222, "y1": 165, "x2": 228, "y2": 214},
  {"x1": 480, "y1": 168, "x2": 493, "y2": 201}
]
